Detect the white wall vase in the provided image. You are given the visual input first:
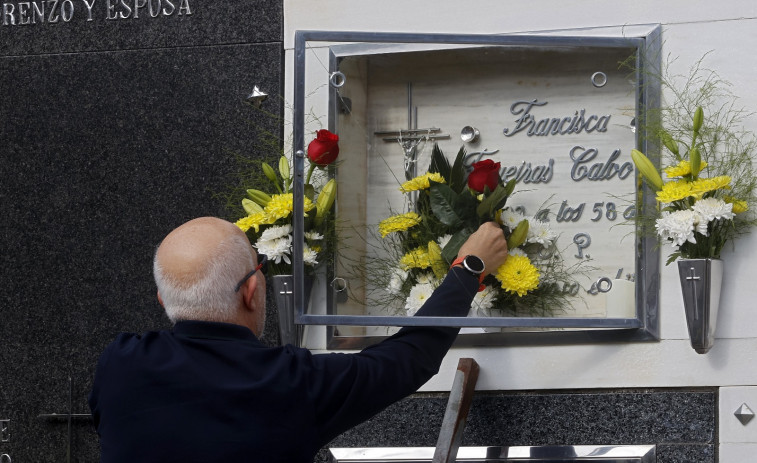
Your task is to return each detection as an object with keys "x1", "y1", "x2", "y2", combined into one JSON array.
[{"x1": 676, "y1": 258, "x2": 723, "y2": 354}]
